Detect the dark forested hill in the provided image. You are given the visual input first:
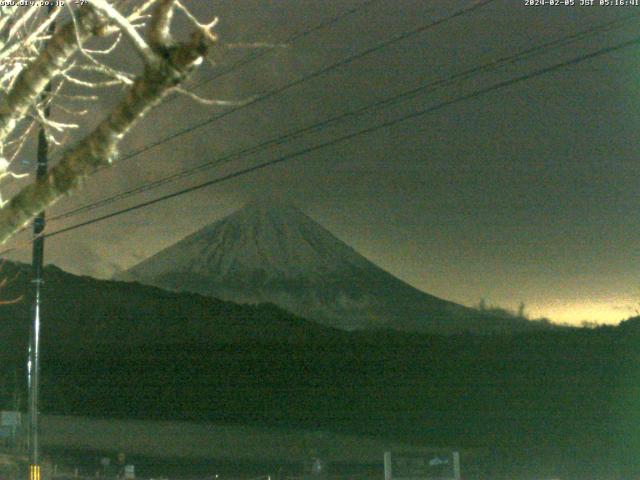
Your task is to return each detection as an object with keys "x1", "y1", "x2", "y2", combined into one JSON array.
[{"x1": 0, "y1": 261, "x2": 638, "y2": 478}]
